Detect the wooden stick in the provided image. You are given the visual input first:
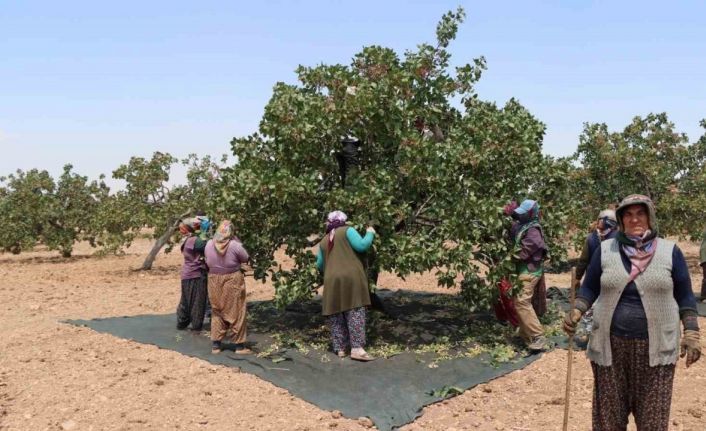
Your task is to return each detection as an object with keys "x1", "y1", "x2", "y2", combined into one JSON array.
[{"x1": 563, "y1": 267, "x2": 577, "y2": 431}]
